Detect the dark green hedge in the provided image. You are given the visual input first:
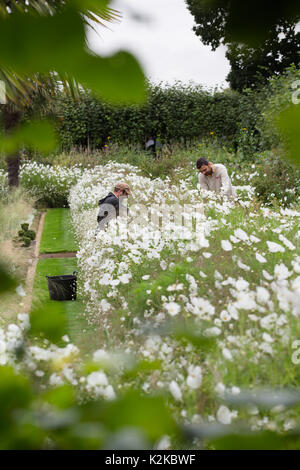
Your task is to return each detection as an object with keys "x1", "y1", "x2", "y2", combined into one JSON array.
[{"x1": 52, "y1": 82, "x2": 262, "y2": 151}]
